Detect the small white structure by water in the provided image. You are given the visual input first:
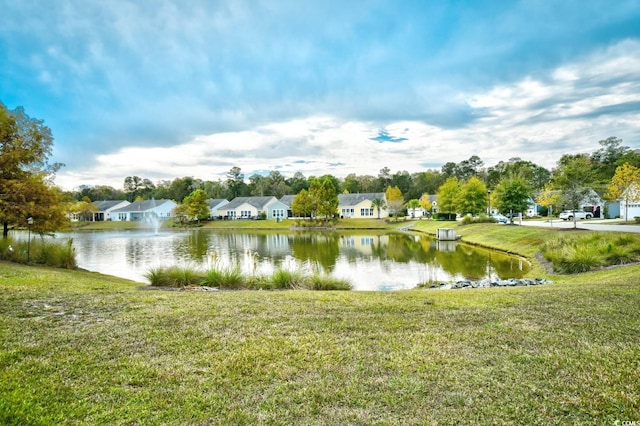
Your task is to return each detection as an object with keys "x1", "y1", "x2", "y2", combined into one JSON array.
[{"x1": 436, "y1": 228, "x2": 457, "y2": 241}]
